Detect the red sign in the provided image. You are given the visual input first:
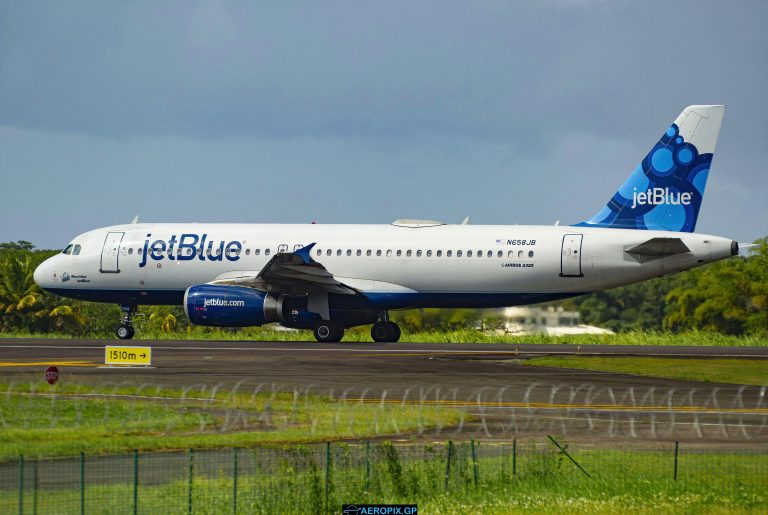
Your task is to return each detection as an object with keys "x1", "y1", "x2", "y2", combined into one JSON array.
[{"x1": 45, "y1": 366, "x2": 59, "y2": 385}]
